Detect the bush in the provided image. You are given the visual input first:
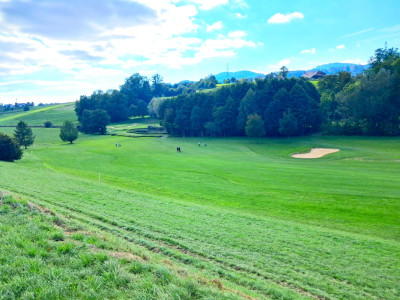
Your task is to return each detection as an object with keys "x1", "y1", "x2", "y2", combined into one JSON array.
[
  {"x1": 44, "y1": 121, "x2": 53, "y2": 128},
  {"x1": 0, "y1": 133, "x2": 23, "y2": 162}
]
